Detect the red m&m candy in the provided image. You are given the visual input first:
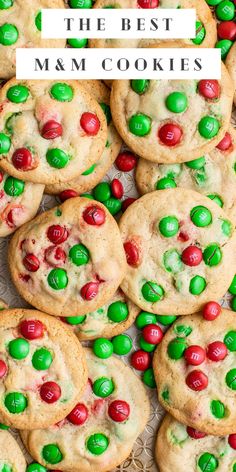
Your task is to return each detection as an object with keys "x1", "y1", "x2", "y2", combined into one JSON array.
[
  {"x1": 67, "y1": 403, "x2": 88, "y2": 425},
  {"x1": 40, "y1": 381, "x2": 61, "y2": 403},
  {"x1": 59, "y1": 189, "x2": 78, "y2": 202},
  {"x1": 45, "y1": 246, "x2": 66, "y2": 266},
  {"x1": 137, "y1": 0, "x2": 159, "y2": 7},
  {"x1": 0, "y1": 172, "x2": 4, "y2": 184},
  {"x1": 124, "y1": 241, "x2": 140, "y2": 267},
  {"x1": 0, "y1": 360, "x2": 7, "y2": 378},
  {"x1": 217, "y1": 21, "x2": 236, "y2": 41},
  {"x1": 81, "y1": 282, "x2": 99, "y2": 301},
  {"x1": 202, "y1": 302, "x2": 221, "y2": 321},
  {"x1": 131, "y1": 350, "x2": 151, "y2": 371},
  {"x1": 111, "y1": 179, "x2": 124, "y2": 199},
  {"x1": 41, "y1": 120, "x2": 63, "y2": 140},
  {"x1": 23, "y1": 254, "x2": 40, "y2": 272},
  {"x1": 142, "y1": 324, "x2": 163, "y2": 345},
  {"x1": 108, "y1": 400, "x2": 130, "y2": 422},
  {"x1": 83, "y1": 206, "x2": 105, "y2": 225},
  {"x1": 206, "y1": 341, "x2": 227, "y2": 362},
  {"x1": 184, "y1": 345, "x2": 206, "y2": 366},
  {"x1": 47, "y1": 225, "x2": 69, "y2": 244},
  {"x1": 181, "y1": 246, "x2": 203, "y2": 267},
  {"x1": 19, "y1": 319, "x2": 44, "y2": 340},
  {"x1": 80, "y1": 112, "x2": 100, "y2": 136},
  {"x1": 228, "y1": 434, "x2": 236, "y2": 449},
  {"x1": 12, "y1": 148, "x2": 33, "y2": 171},
  {"x1": 122, "y1": 198, "x2": 137, "y2": 212},
  {"x1": 216, "y1": 132, "x2": 232, "y2": 151},
  {"x1": 198, "y1": 80, "x2": 220, "y2": 100},
  {"x1": 187, "y1": 427, "x2": 207, "y2": 439},
  {"x1": 186, "y1": 370, "x2": 208, "y2": 391},
  {"x1": 158, "y1": 123, "x2": 182, "y2": 147},
  {"x1": 115, "y1": 152, "x2": 137, "y2": 172}
]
